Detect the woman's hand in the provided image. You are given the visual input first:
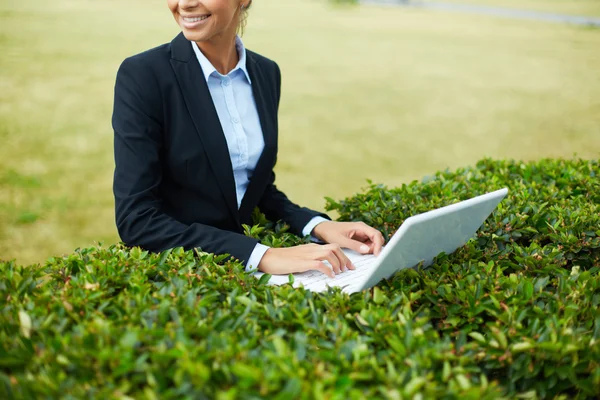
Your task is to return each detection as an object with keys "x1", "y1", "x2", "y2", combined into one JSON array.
[
  {"x1": 312, "y1": 221, "x2": 385, "y2": 256},
  {"x1": 258, "y1": 243, "x2": 355, "y2": 278}
]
